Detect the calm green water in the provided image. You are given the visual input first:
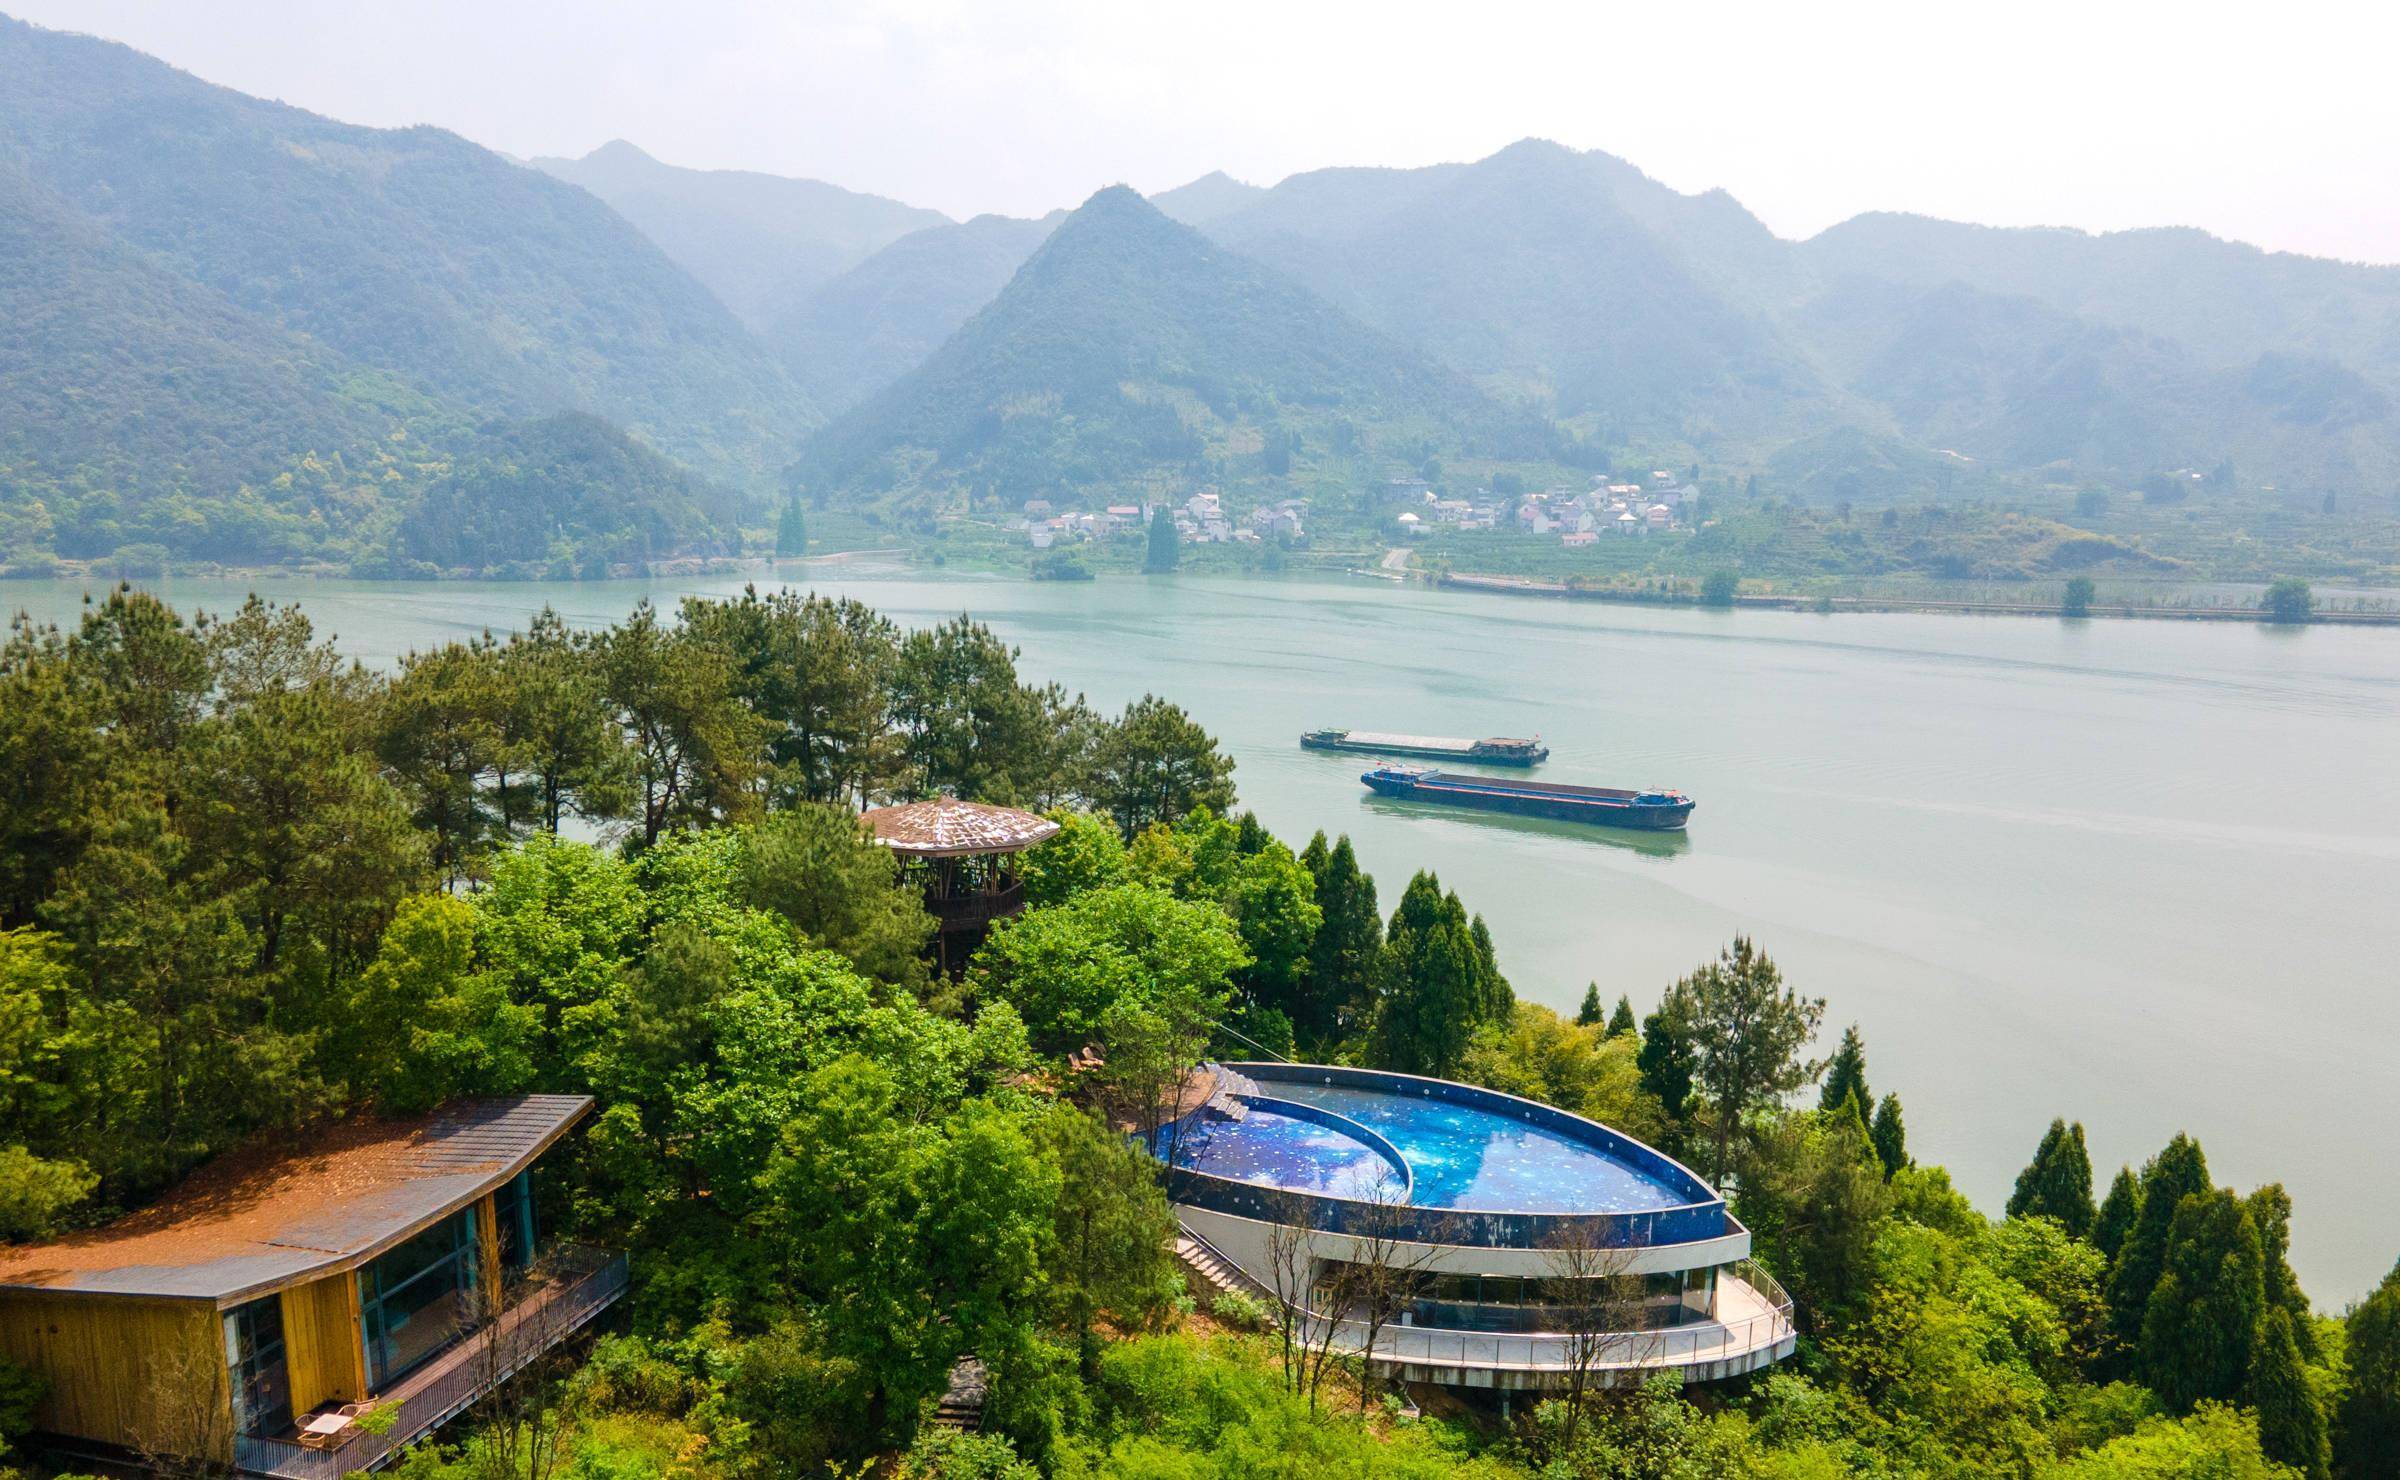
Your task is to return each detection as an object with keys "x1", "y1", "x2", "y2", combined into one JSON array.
[{"x1": 10, "y1": 569, "x2": 2398, "y2": 1301}]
